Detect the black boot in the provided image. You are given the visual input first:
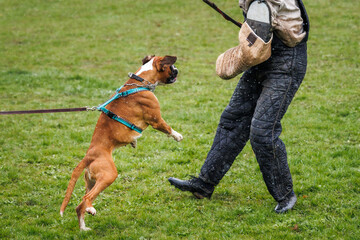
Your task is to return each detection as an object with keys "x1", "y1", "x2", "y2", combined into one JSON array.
[
  {"x1": 168, "y1": 177, "x2": 215, "y2": 199},
  {"x1": 274, "y1": 191, "x2": 297, "y2": 213}
]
